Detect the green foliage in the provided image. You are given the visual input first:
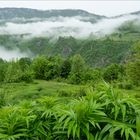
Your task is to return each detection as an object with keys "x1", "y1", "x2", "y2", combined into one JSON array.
[
  {"x1": 0, "y1": 59, "x2": 6, "y2": 82},
  {"x1": 0, "y1": 34, "x2": 134, "y2": 67},
  {"x1": 126, "y1": 62, "x2": 140, "y2": 86},
  {"x1": 3, "y1": 59, "x2": 33, "y2": 83},
  {"x1": 60, "y1": 59, "x2": 71, "y2": 78},
  {"x1": 0, "y1": 90, "x2": 7, "y2": 107},
  {"x1": 126, "y1": 42, "x2": 140, "y2": 86},
  {"x1": 0, "y1": 9, "x2": 140, "y2": 139},
  {"x1": 0, "y1": 106, "x2": 34, "y2": 139},
  {"x1": 32, "y1": 55, "x2": 48, "y2": 79},
  {"x1": 69, "y1": 54, "x2": 86, "y2": 84},
  {"x1": 31, "y1": 55, "x2": 64, "y2": 80},
  {"x1": 103, "y1": 64, "x2": 124, "y2": 82},
  {"x1": 44, "y1": 55, "x2": 63, "y2": 80},
  {"x1": 4, "y1": 61, "x2": 22, "y2": 83},
  {"x1": 83, "y1": 68, "x2": 101, "y2": 84},
  {"x1": 20, "y1": 70, "x2": 34, "y2": 83},
  {"x1": 20, "y1": 37, "x2": 52, "y2": 55},
  {"x1": 0, "y1": 83, "x2": 139, "y2": 140},
  {"x1": 18, "y1": 57, "x2": 33, "y2": 83},
  {"x1": 56, "y1": 98, "x2": 105, "y2": 140},
  {"x1": 19, "y1": 57, "x2": 31, "y2": 72}
]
